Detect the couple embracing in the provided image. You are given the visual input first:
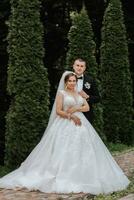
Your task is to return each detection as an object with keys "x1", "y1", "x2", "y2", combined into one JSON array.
[
  {"x1": 0, "y1": 58, "x2": 130, "y2": 195},
  {"x1": 64, "y1": 58, "x2": 100, "y2": 124}
]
